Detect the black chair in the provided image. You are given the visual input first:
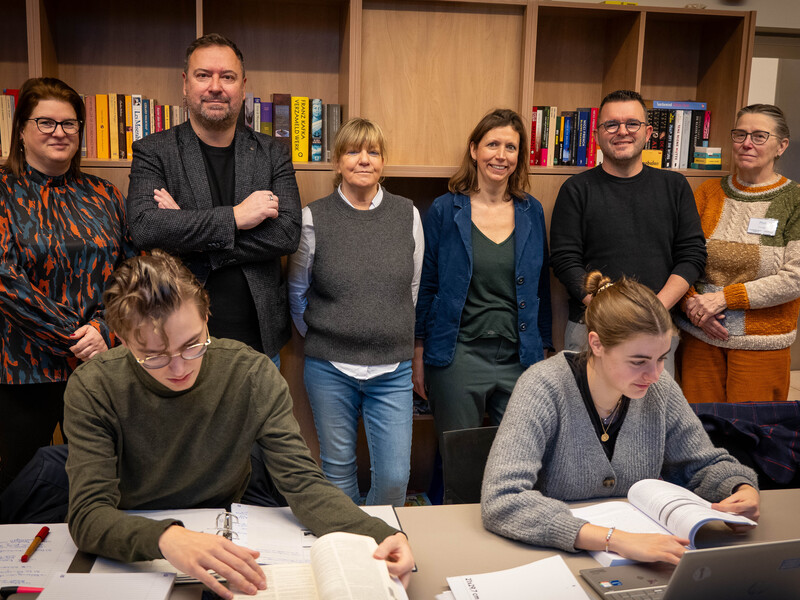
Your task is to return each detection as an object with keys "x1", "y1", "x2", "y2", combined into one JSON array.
[{"x1": 441, "y1": 426, "x2": 499, "y2": 504}]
